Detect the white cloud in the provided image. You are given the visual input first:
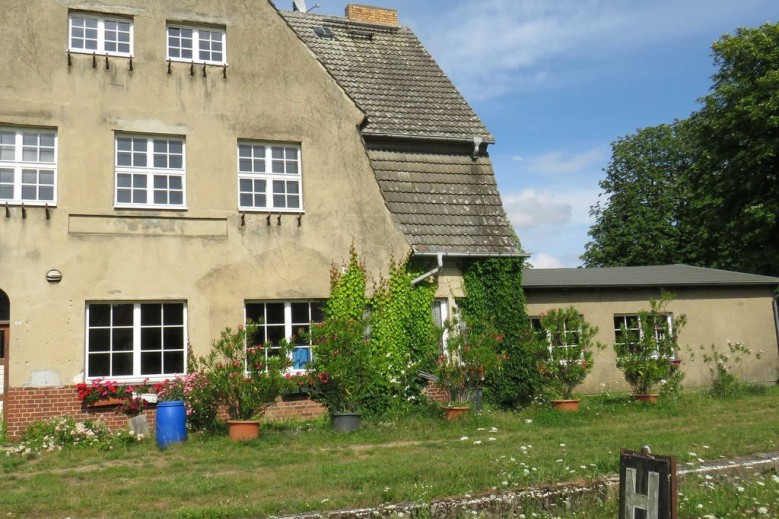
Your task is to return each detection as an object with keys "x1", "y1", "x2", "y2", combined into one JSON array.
[
  {"x1": 528, "y1": 253, "x2": 565, "y2": 269},
  {"x1": 526, "y1": 147, "x2": 607, "y2": 177},
  {"x1": 503, "y1": 189, "x2": 571, "y2": 229}
]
